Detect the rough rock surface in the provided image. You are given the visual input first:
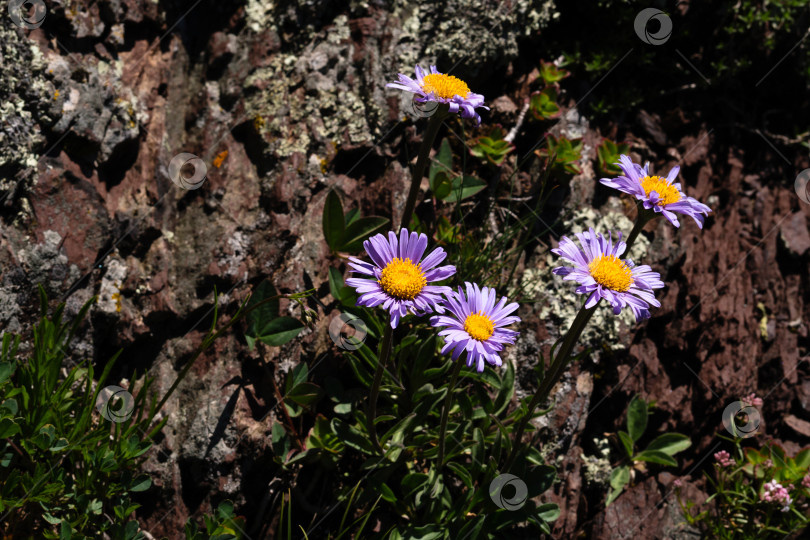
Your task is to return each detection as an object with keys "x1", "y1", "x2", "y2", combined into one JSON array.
[{"x1": 1, "y1": 0, "x2": 809, "y2": 538}]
